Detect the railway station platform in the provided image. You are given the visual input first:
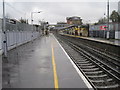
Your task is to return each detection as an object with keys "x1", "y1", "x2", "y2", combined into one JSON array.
[
  {"x1": 81, "y1": 37, "x2": 120, "y2": 46},
  {"x1": 2, "y1": 33, "x2": 92, "y2": 89},
  {"x1": 61, "y1": 34, "x2": 120, "y2": 46}
]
